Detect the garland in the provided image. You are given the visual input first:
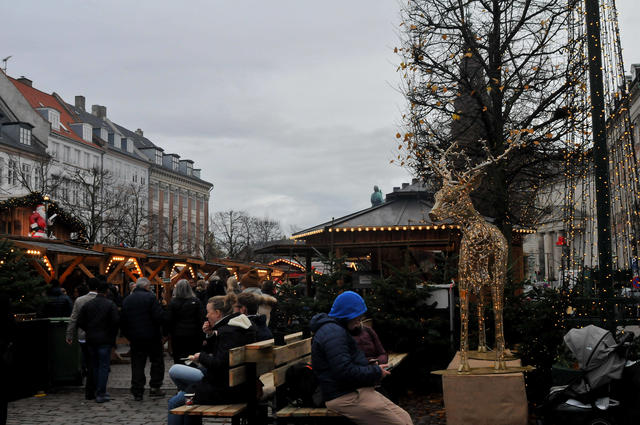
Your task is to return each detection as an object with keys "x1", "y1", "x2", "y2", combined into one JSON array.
[{"x1": 0, "y1": 191, "x2": 87, "y2": 237}]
